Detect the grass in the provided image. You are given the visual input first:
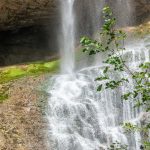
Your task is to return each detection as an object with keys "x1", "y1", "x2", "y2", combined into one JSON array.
[{"x1": 0, "y1": 60, "x2": 59, "y2": 102}]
